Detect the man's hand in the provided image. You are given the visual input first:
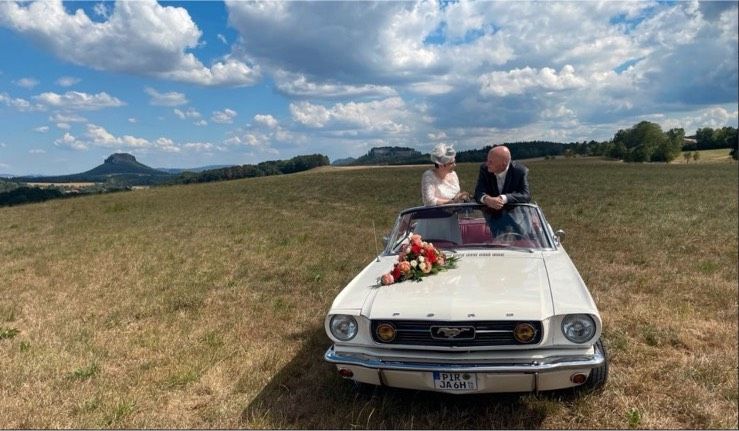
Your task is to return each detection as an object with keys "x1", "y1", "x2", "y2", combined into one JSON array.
[{"x1": 485, "y1": 195, "x2": 505, "y2": 210}]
